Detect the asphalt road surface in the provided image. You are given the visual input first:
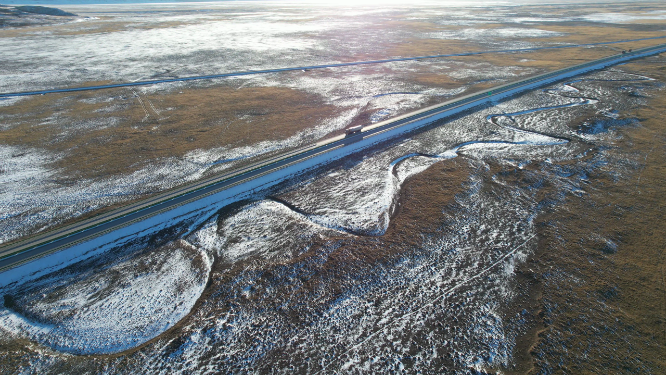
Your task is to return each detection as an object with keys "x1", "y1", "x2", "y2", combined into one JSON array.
[{"x1": 2, "y1": 43, "x2": 665, "y2": 272}]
